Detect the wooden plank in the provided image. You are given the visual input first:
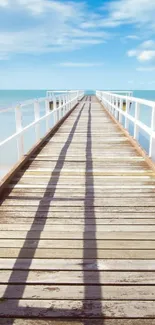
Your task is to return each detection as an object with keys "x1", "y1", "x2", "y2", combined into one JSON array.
[
  {"x1": 0, "y1": 259, "x2": 155, "y2": 270},
  {"x1": 8, "y1": 187, "x2": 155, "y2": 194},
  {"x1": 0, "y1": 248, "x2": 155, "y2": 259},
  {"x1": 1, "y1": 239, "x2": 155, "y2": 249},
  {"x1": 0, "y1": 284, "x2": 155, "y2": 300},
  {"x1": 2, "y1": 217, "x2": 155, "y2": 225},
  {"x1": 0, "y1": 319, "x2": 155, "y2": 325},
  {"x1": 1, "y1": 270, "x2": 155, "y2": 285},
  {"x1": 1, "y1": 224, "x2": 155, "y2": 232},
  {"x1": 1, "y1": 211, "x2": 155, "y2": 218},
  {"x1": 2, "y1": 206, "x2": 155, "y2": 213},
  {"x1": 0, "y1": 300, "x2": 155, "y2": 317},
  {"x1": 1, "y1": 231, "x2": 155, "y2": 239},
  {"x1": 2, "y1": 198, "x2": 155, "y2": 207}
]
